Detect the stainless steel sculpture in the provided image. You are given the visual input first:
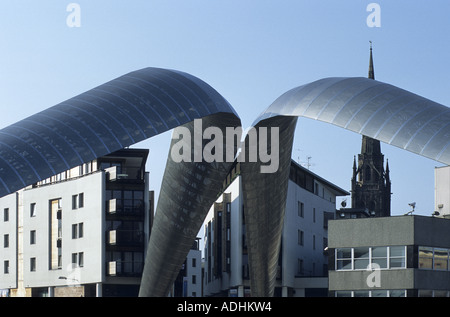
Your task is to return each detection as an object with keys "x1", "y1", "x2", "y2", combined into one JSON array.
[
  {"x1": 0, "y1": 67, "x2": 239, "y2": 198},
  {"x1": 1, "y1": 66, "x2": 450, "y2": 297},
  {"x1": 244, "y1": 76, "x2": 450, "y2": 296}
]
